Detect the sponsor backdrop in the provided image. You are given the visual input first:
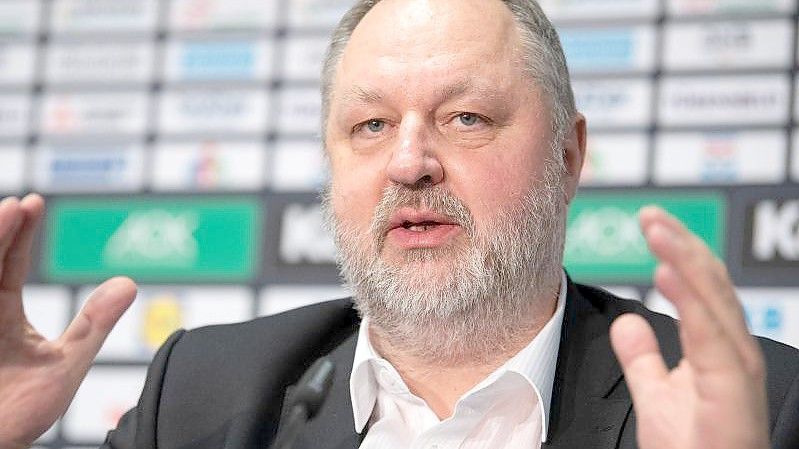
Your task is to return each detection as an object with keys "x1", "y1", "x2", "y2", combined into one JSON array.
[{"x1": 0, "y1": 0, "x2": 795, "y2": 446}]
